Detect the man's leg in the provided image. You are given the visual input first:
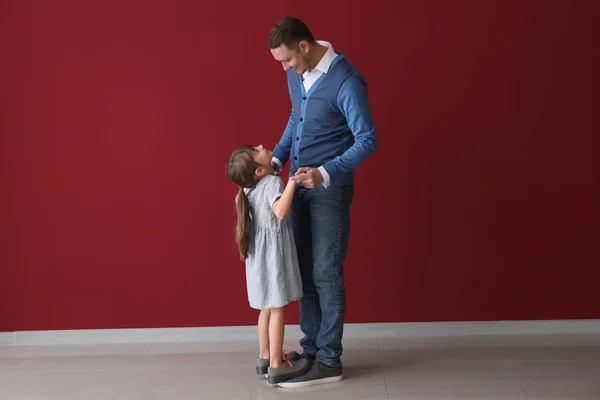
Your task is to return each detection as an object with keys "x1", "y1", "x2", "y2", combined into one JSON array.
[
  {"x1": 310, "y1": 184, "x2": 354, "y2": 367},
  {"x1": 289, "y1": 187, "x2": 320, "y2": 357},
  {"x1": 278, "y1": 184, "x2": 354, "y2": 388}
]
